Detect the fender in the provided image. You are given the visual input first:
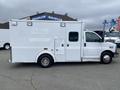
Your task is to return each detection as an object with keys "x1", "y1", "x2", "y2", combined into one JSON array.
[
  {"x1": 101, "y1": 50, "x2": 114, "y2": 57},
  {"x1": 35, "y1": 50, "x2": 55, "y2": 62}
]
